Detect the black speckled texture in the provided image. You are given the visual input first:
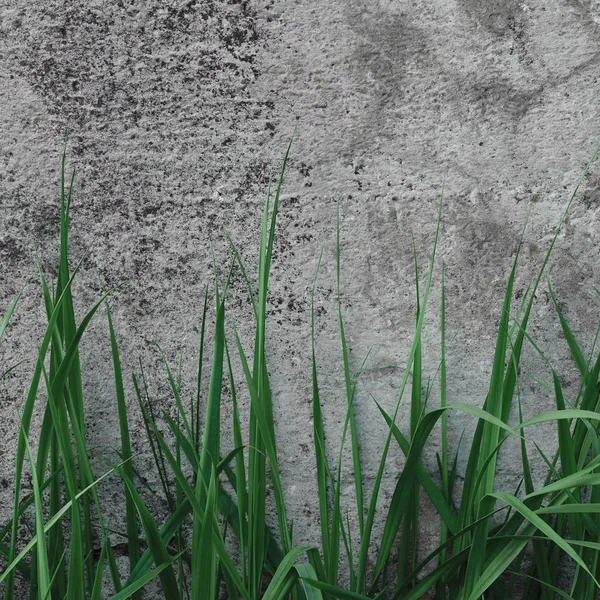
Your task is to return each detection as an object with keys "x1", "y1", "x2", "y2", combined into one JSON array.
[{"x1": 1, "y1": 0, "x2": 600, "y2": 587}]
